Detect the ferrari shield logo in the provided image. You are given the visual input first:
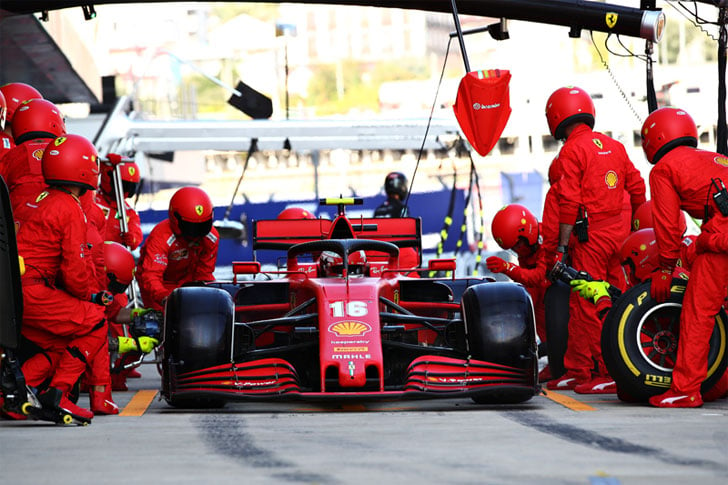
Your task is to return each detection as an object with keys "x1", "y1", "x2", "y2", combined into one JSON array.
[
  {"x1": 605, "y1": 12, "x2": 618, "y2": 29},
  {"x1": 128, "y1": 166, "x2": 136, "y2": 176},
  {"x1": 54, "y1": 136, "x2": 67, "y2": 146},
  {"x1": 592, "y1": 139, "x2": 603, "y2": 149},
  {"x1": 35, "y1": 191, "x2": 49, "y2": 203},
  {"x1": 195, "y1": 204, "x2": 204, "y2": 216}
]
